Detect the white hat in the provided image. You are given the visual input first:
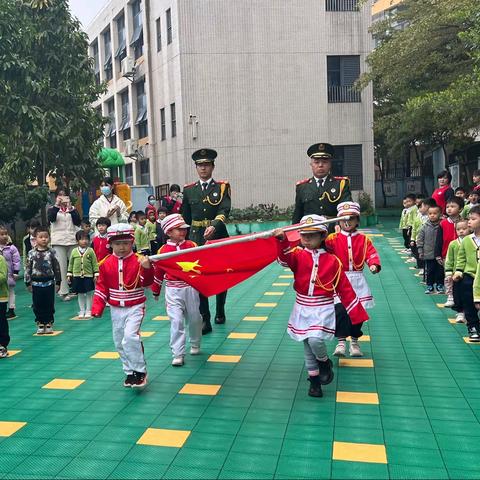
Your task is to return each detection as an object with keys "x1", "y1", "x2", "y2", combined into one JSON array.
[
  {"x1": 299, "y1": 215, "x2": 328, "y2": 234},
  {"x1": 337, "y1": 202, "x2": 361, "y2": 217},
  {"x1": 107, "y1": 223, "x2": 135, "y2": 243},
  {"x1": 161, "y1": 214, "x2": 190, "y2": 234}
]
